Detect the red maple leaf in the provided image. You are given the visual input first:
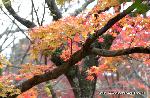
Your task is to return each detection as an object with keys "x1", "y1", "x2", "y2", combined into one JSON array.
[{"x1": 98, "y1": 37, "x2": 104, "y2": 43}]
